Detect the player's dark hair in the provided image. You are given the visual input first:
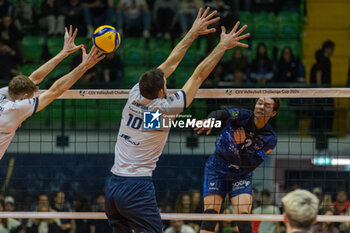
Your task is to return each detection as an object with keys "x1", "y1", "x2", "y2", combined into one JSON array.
[
  {"x1": 261, "y1": 189, "x2": 271, "y2": 198},
  {"x1": 8, "y1": 75, "x2": 38, "y2": 100},
  {"x1": 272, "y1": 98, "x2": 281, "y2": 112},
  {"x1": 139, "y1": 69, "x2": 165, "y2": 100}
]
